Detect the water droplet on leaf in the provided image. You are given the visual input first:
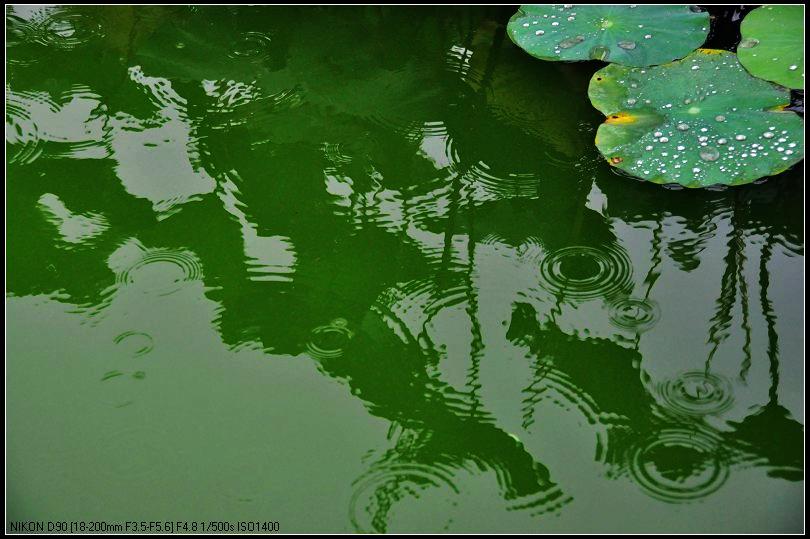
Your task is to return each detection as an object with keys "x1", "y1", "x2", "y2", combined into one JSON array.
[
  {"x1": 700, "y1": 147, "x2": 720, "y2": 161},
  {"x1": 589, "y1": 45, "x2": 610, "y2": 61},
  {"x1": 558, "y1": 35, "x2": 585, "y2": 48}
]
